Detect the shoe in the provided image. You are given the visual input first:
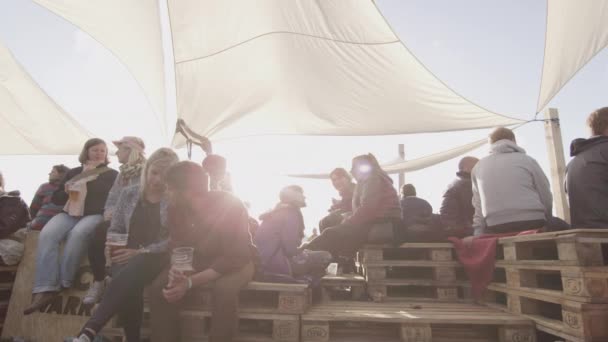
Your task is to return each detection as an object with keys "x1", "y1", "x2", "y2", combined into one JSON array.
[
  {"x1": 65, "y1": 334, "x2": 91, "y2": 342},
  {"x1": 23, "y1": 291, "x2": 59, "y2": 315},
  {"x1": 82, "y1": 278, "x2": 107, "y2": 305}
]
